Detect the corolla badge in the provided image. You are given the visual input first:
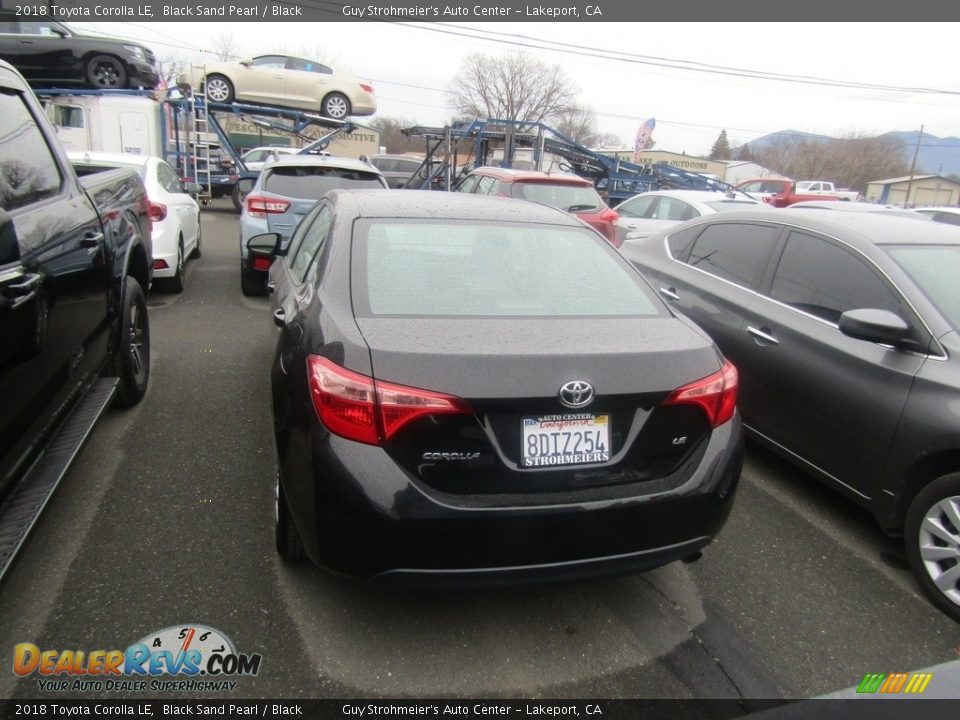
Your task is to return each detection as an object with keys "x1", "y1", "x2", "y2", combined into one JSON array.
[{"x1": 558, "y1": 381, "x2": 594, "y2": 409}]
